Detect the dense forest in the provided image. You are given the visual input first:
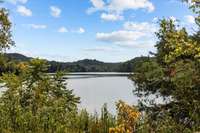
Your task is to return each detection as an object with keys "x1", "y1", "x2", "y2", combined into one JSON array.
[
  {"x1": 0, "y1": 0, "x2": 200, "y2": 132},
  {"x1": 5, "y1": 53, "x2": 151, "y2": 72}
]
